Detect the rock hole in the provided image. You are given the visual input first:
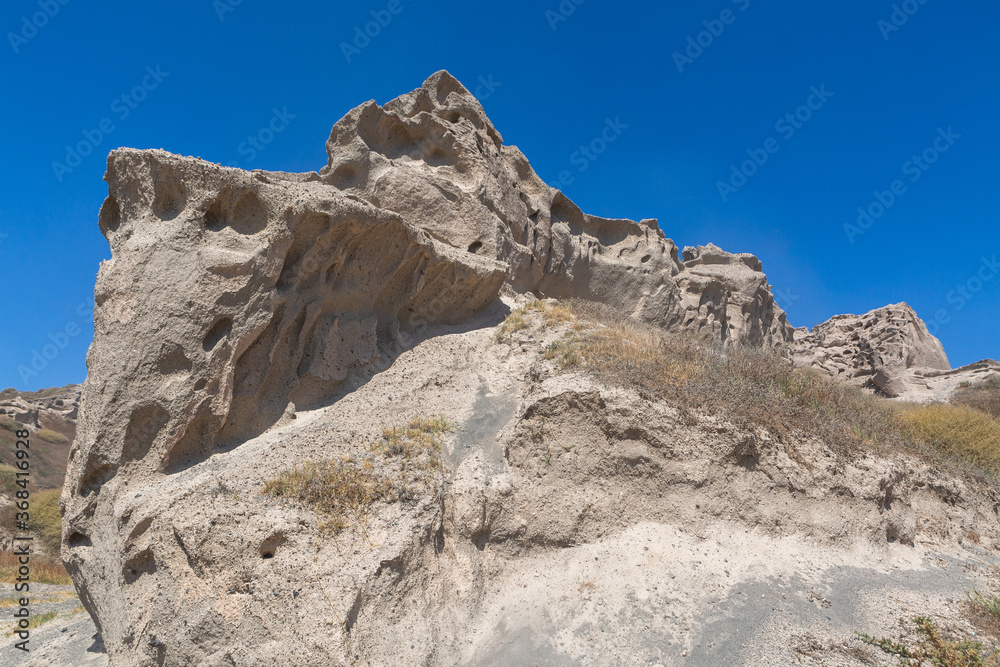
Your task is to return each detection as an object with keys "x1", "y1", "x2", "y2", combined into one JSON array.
[
  {"x1": 330, "y1": 164, "x2": 358, "y2": 190},
  {"x1": 157, "y1": 344, "x2": 192, "y2": 376},
  {"x1": 641, "y1": 254, "x2": 652, "y2": 264},
  {"x1": 123, "y1": 548, "x2": 156, "y2": 585},
  {"x1": 259, "y1": 533, "x2": 286, "y2": 560},
  {"x1": 67, "y1": 531, "x2": 92, "y2": 548},
  {"x1": 204, "y1": 189, "x2": 268, "y2": 235},
  {"x1": 78, "y1": 463, "x2": 116, "y2": 498},
  {"x1": 203, "y1": 317, "x2": 233, "y2": 352},
  {"x1": 122, "y1": 403, "x2": 170, "y2": 464},
  {"x1": 99, "y1": 196, "x2": 121, "y2": 235},
  {"x1": 230, "y1": 190, "x2": 268, "y2": 235},
  {"x1": 468, "y1": 241, "x2": 483, "y2": 254},
  {"x1": 152, "y1": 176, "x2": 186, "y2": 221}
]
